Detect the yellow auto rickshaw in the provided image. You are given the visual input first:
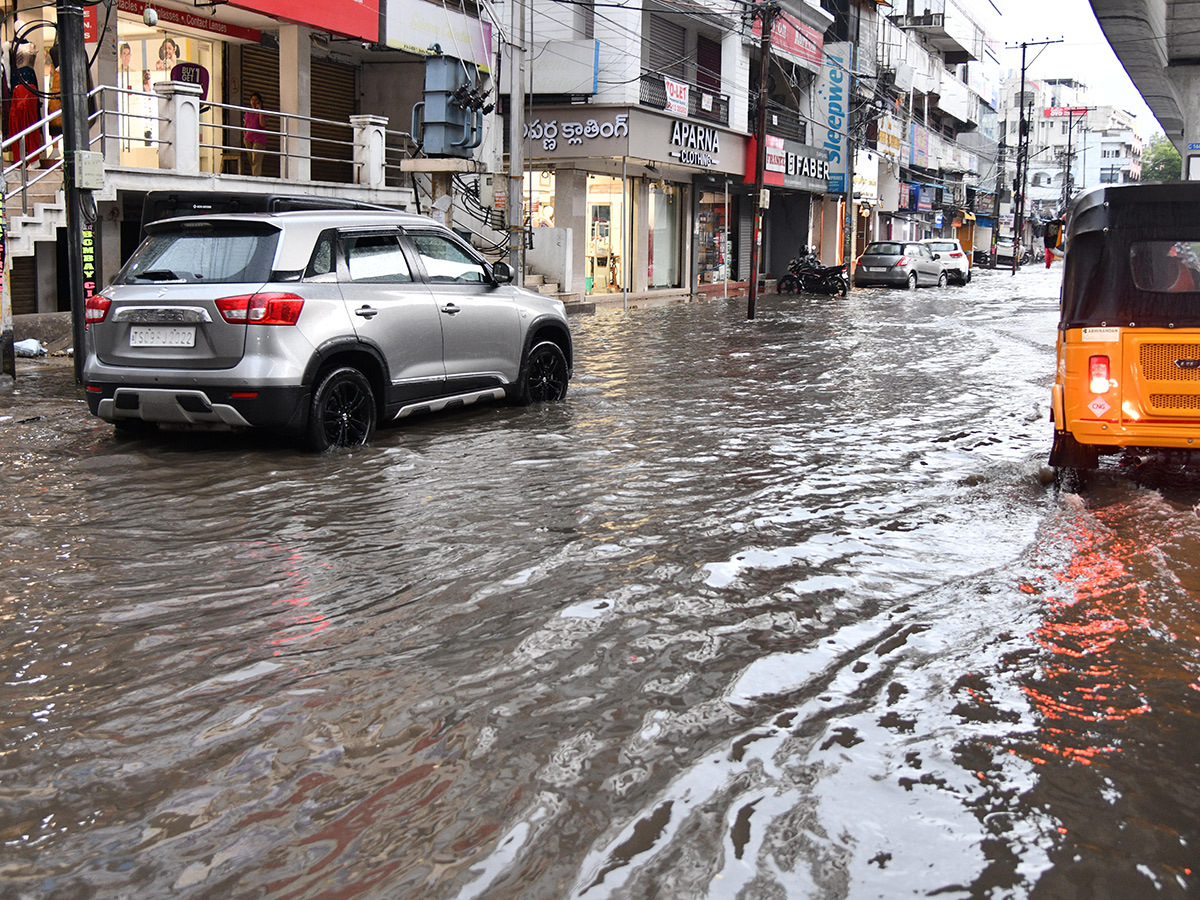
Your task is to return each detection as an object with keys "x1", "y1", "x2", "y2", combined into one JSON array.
[{"x1": 1051, "y1": 182, "x2": 1200, "y2": 471}]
